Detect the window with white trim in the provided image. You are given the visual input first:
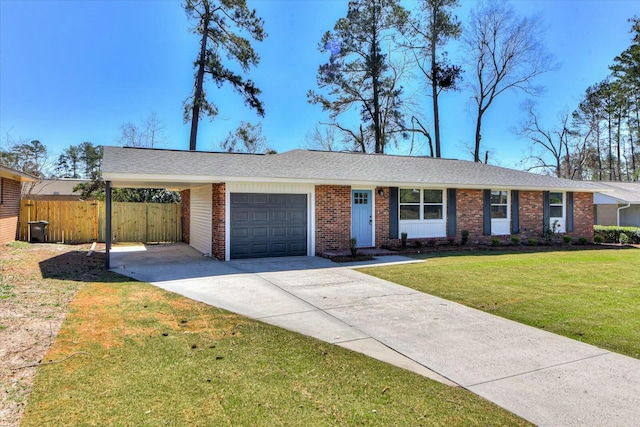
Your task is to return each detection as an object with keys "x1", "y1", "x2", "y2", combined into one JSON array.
[
  {"x1": 549, "y1": 192, "x2": 565, "y2": 232},
  {"x1": 399, "y1": 189, "x2": 443, "y2": 221},
  {"x1": 490, "y1": 190, "x2": 510, "y2": 235},
  {"x1": 490, "y1": 191, "x2": 508, "y2": 219},
  {"x1": 549, "y1": 192, "x2": 564, "y2": 218}
]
